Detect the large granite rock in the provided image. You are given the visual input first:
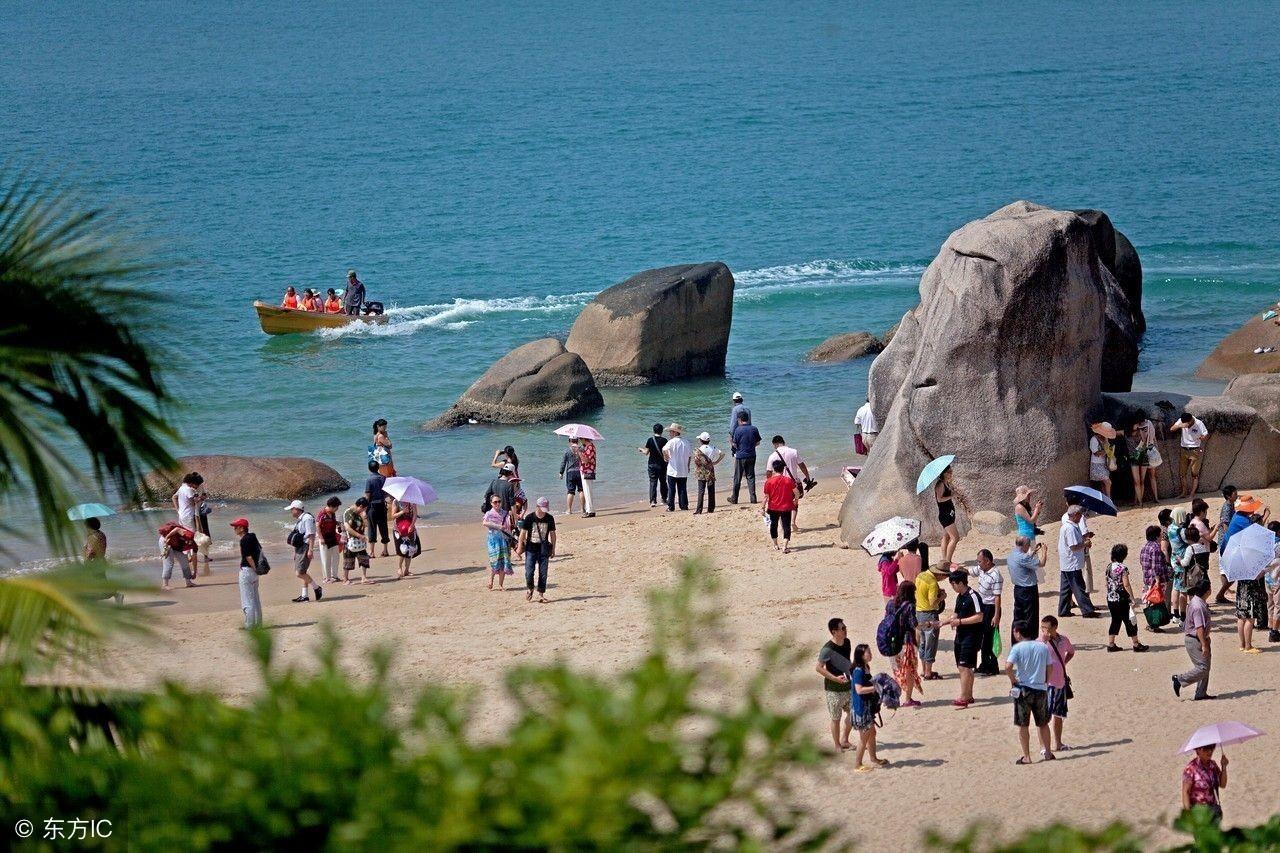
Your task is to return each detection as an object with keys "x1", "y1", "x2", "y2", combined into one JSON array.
[
  {"x1": 1112, "y1": 230, "x2": 1144, "y2": 335},
  {"x1": 1101, "y1": 391, "x2": 1280, "y2": 499},
  {"x1": 141, "y1": 455, "x2": 349, "y2": 503},
  {"x1": 843, "y1": 202, "x2": 1143, "y2": 546},
  {"x1": 426, "y1": 337, "x2": 604, "y2": 429},
  {"x1": 806, "y1": 332, "x2": 884, "y2": 363},
  {"x1": 1196, "y1": 315, "x2": 1280, "y2": 380},
  {"x1": 565, "y1": 262, "x2": 734, "y2": 386},
  {"x1": 1224, "y1": 373, "x2": 1280, "y2": 431}
]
